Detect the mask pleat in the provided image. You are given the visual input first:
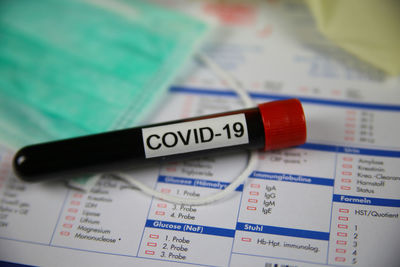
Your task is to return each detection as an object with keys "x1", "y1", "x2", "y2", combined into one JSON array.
[{"x1": 0, "y1": 0, "x2": 209, "y2": 148}]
